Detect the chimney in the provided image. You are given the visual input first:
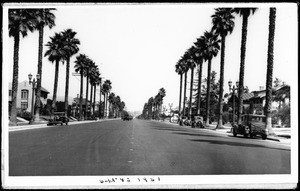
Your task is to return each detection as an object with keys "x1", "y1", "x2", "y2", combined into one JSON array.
[{"x1": 259, "y1": 86, "x2": 265, "y2": 91}]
